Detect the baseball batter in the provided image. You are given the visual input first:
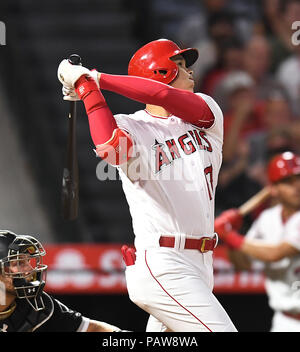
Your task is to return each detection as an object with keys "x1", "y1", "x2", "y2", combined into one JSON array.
[
  {"x1": 57, "y1": 39, "x2": 237, "y2": 332},
  {"x1": 215, "y1": 152, "x2": 300, "y2": 331}
]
